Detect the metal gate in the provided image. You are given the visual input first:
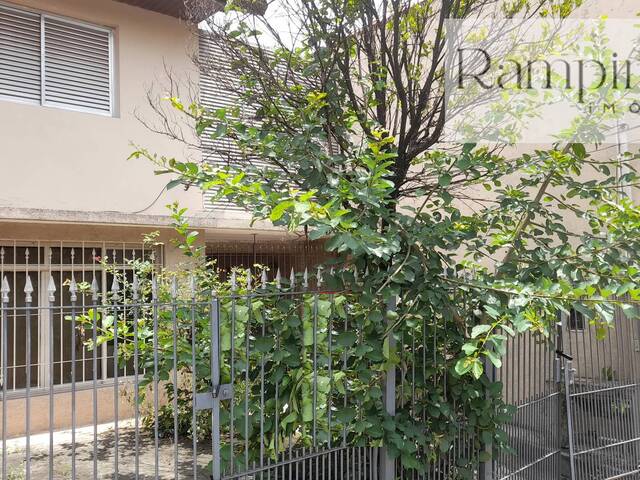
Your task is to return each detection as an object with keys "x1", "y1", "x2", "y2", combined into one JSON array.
[
  {"x1": 2, "y1": 260, "x2": 639, "y2": 479},
  {"x1": 562, "y1": 303, "x2": 640, "y2": 480},
  {"x1": 494, "y1": 329, "x2": 563, "y2": 480},
  {"x1": 497, "y1": 307, "x2": 640, "y2": 480},
  {"x1": 194, "y1": 276, "x2": 379, "y2": 480}
]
